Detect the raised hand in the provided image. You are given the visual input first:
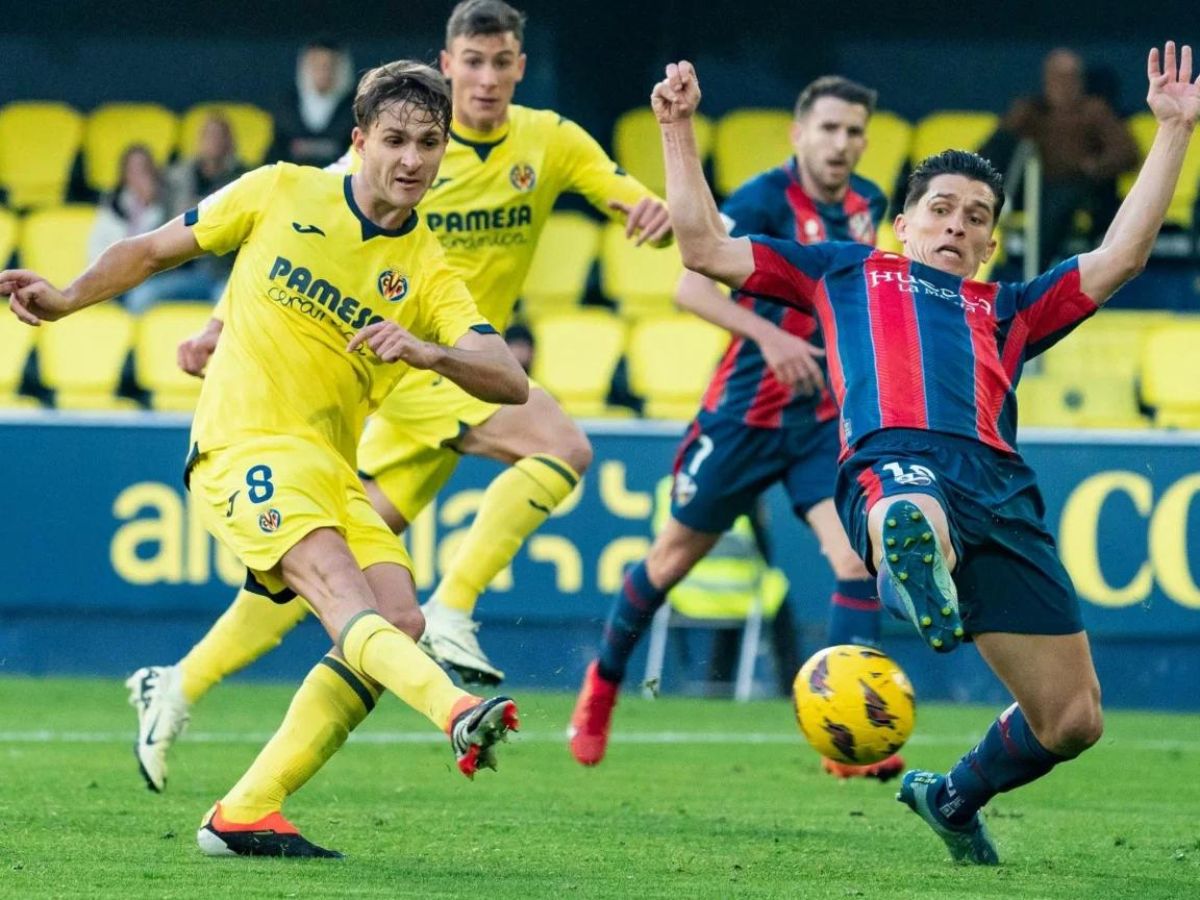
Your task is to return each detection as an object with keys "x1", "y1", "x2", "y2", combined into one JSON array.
[
  {"x1": 608, "y1": 197, "x2": 672, "y2": 245},
  {"x1": 1147, "y1": 41, "x2": 1200, "y2": 128},
  {"x1": 1, "y1": 269, "x2": 70, "y2": 326},
  {"x1": 651, "y1": 61, "x2": 701, "y2": 125}
]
